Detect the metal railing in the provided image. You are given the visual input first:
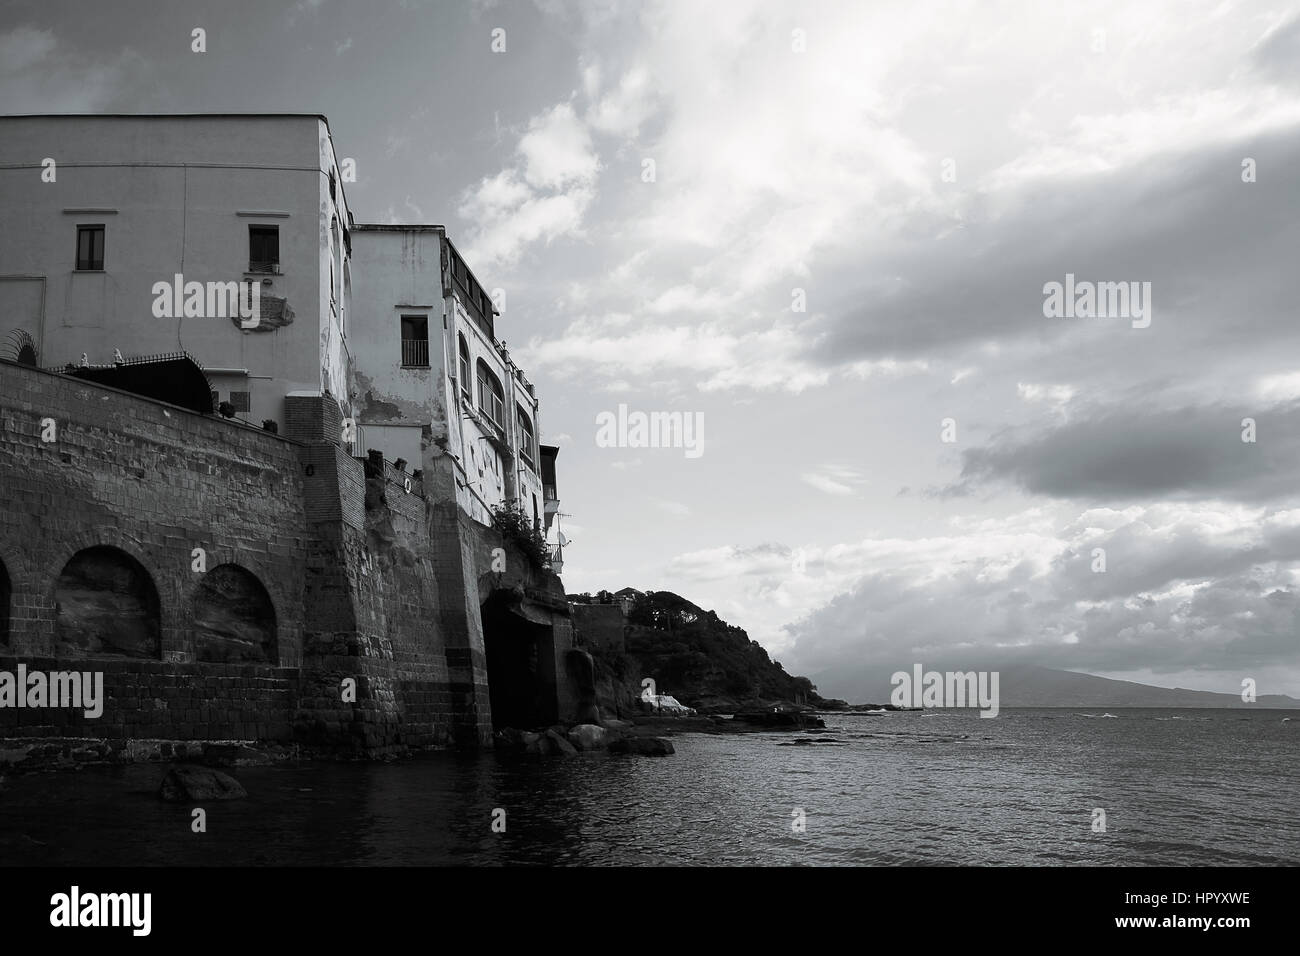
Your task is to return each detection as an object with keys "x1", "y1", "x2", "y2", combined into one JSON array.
[{"x1": 401, "y1": 338, "x2": 430, "y2": 367}]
